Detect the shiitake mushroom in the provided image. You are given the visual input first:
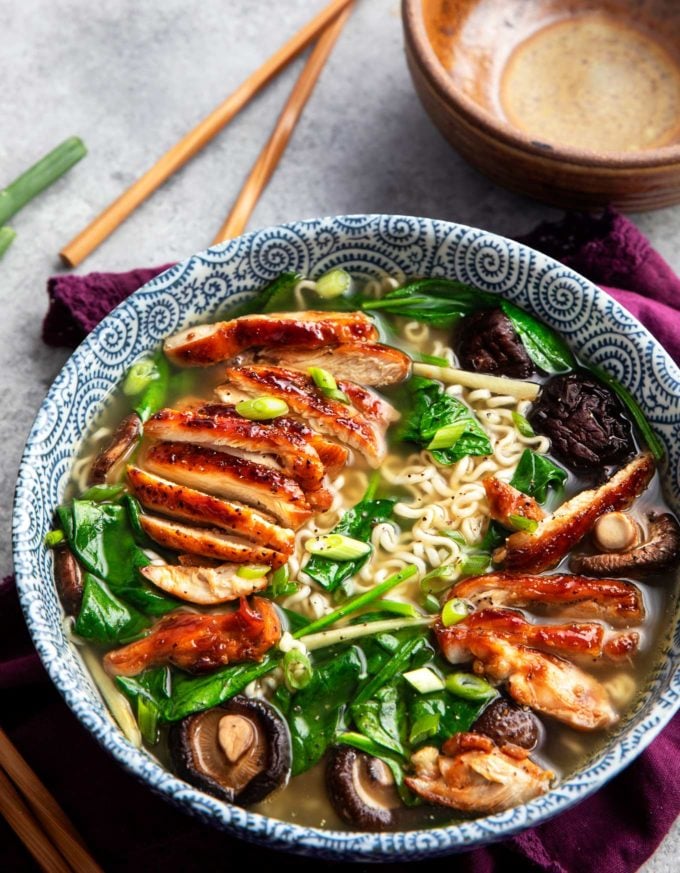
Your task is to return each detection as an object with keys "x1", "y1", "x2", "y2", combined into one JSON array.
[
  {"x1": 471, "y1": 697, "x2": 541, "y2": 750},
  {"x1": 89, "y1": 412, "x2": 142, "y2": 485},
  {"x1": 326, "y1": 745, "x2": 403, "y2": 830},
  {"x1": 455, "y1": 309, "x2": 535, "y2": 379},
  {"x1": 169, "y1": 695, "x2": 291, "y2": 805},
  {"x1": 53, "y1": 545, "x2": 83, "y2": 616}
]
